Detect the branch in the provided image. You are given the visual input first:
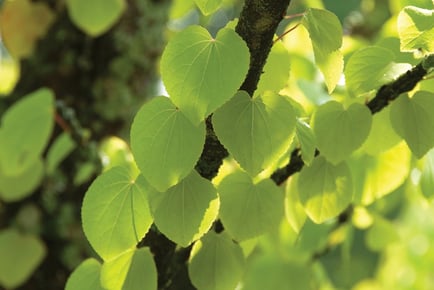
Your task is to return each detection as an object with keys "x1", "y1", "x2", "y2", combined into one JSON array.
[
  {"x1": 235, "y1": 0, "x2": 291, "y2": 96},
  {"x1": 195, "y1": 0, "x2": 292, "y2": 180},
  {"x1": 271, "y1": 54, "x2": 434, "y2": 185}
]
